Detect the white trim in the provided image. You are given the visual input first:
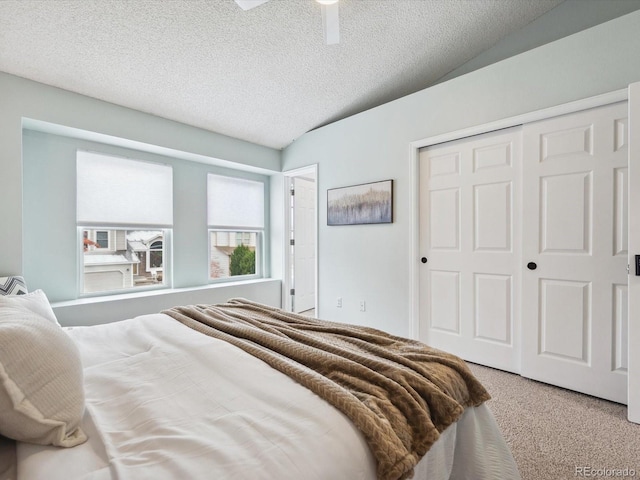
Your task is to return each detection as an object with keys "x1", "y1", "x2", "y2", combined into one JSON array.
[
  {"x1": 282, "y1": 164, "x2": 318, "y2": 315},
  {"x1": 408, "y1": 143, "x2": 421, "y2": 340},
  {"x1": 408, "y1": 88, "x2": 629, "y2": 341},
  {"x1": 627, "y1": 82, "x2": 640, "y2": 423},
  {"x1": 411, "y1": 89, "x2": 627, "y2": 150}
]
